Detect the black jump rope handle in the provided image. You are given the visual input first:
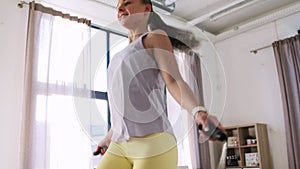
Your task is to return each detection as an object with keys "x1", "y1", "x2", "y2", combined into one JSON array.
[
  {"x1": 198, "y1": 119, "x2": 228, "y2": 142},
  {"x1": 93, "y1": 146, "x2": 108, "y2": 156}
]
